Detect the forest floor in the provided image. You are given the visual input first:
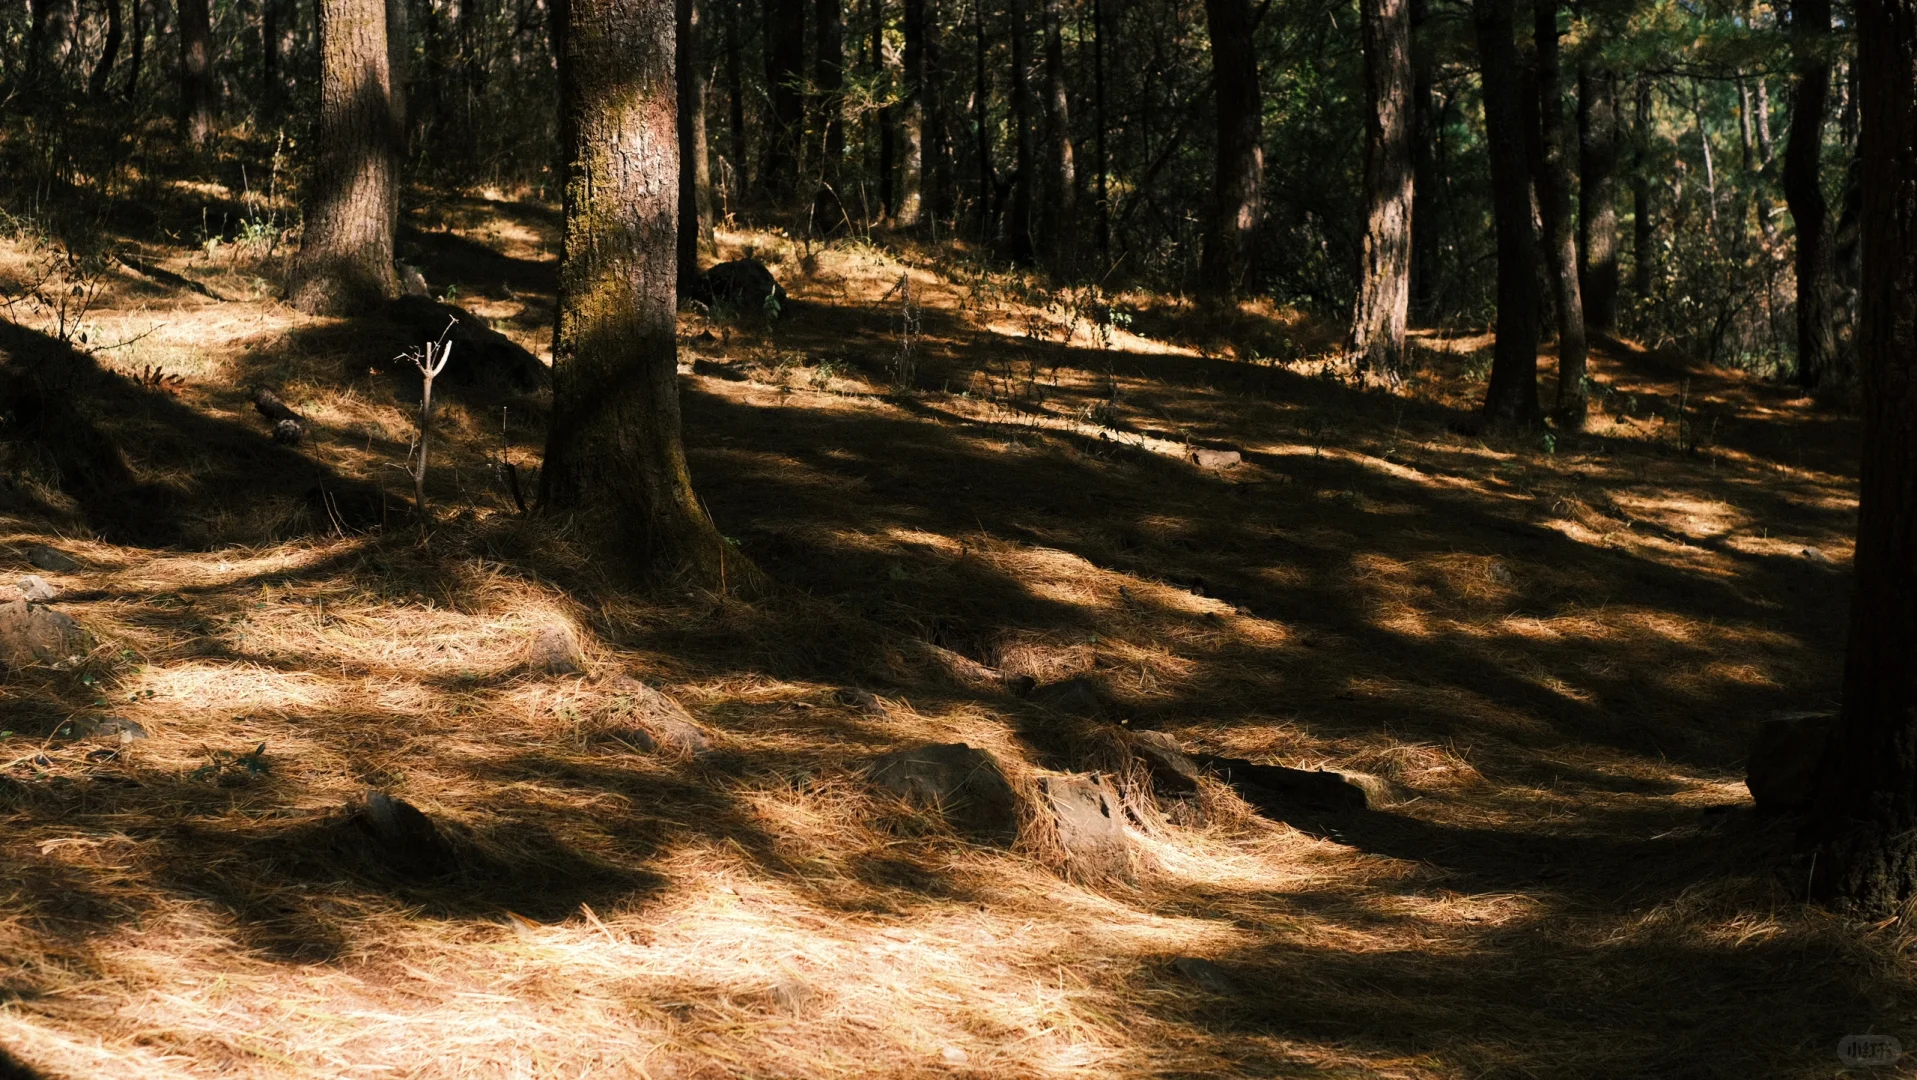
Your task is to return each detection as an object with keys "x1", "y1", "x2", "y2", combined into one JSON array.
[{"x1": 0, "y1": 176, "x2": 1900, "y2": 1079}]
